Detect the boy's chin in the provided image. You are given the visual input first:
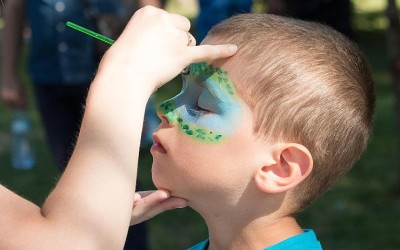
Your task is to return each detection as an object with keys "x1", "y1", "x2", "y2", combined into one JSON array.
[
  {"x1": 151, "y1": 176, "x2": 186, "y2": 199},
  {"x1": 151, "y1": 172, "x2": 172, "y2": 194}
]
